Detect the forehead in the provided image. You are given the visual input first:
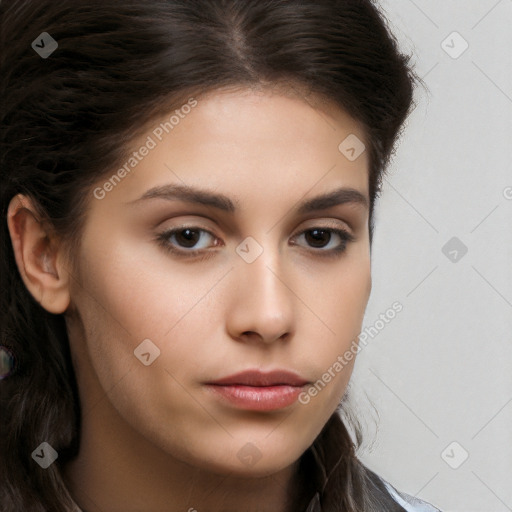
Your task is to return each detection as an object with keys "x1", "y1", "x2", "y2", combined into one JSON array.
[
  {"x1": 95, "y1": 86, "x2": 370, "y2": 214},
  {"x1": 184, "y1": 85, "x2": 367, "y2": 156}
]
